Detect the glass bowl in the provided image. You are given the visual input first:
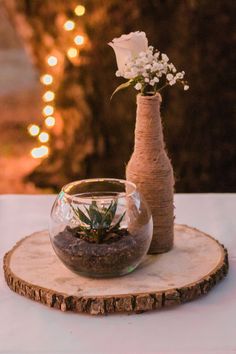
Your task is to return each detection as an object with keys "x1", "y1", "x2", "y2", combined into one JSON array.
[{"x1": 49, "y1": 178, "x2": 153, "y2": 278}]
